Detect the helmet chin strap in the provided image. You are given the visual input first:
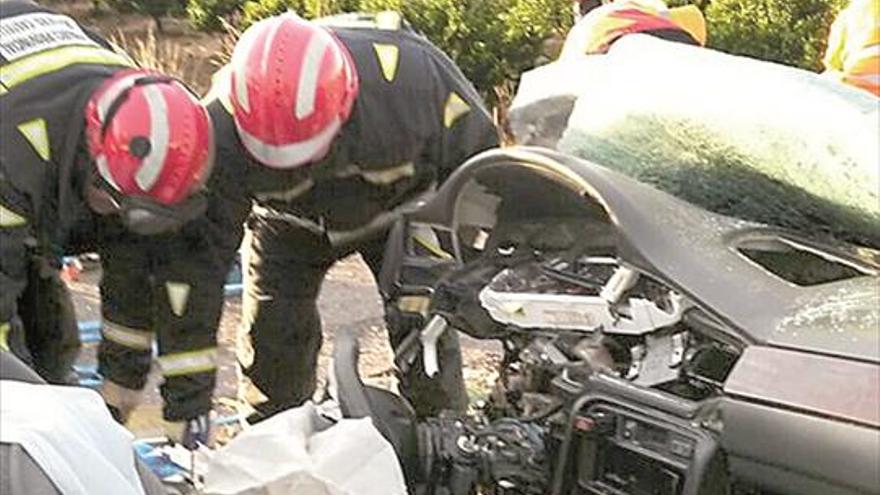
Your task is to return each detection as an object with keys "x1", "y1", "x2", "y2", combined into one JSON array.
[
  {"x1": 85, "y1": 164, "x2": 208, "y2": 236},
  {"x1": 120, "y1": 193, "x2": 208, "y2": 236},
  {"x1": 83, "y1": 159, "x2": 122, "y2": 215}
]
